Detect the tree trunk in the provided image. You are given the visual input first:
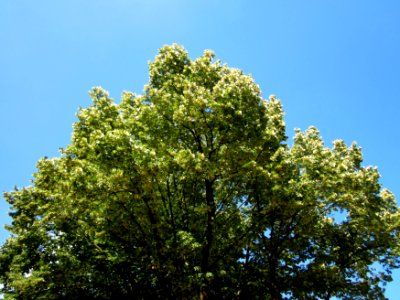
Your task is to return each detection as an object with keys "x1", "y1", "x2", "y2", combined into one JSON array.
[
  {"x1": 268, "y1": 252, "x2": 283, "y2": 300},
  {"x1": 200, "y1": 179, "x2": 216, "y2": 300}
]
